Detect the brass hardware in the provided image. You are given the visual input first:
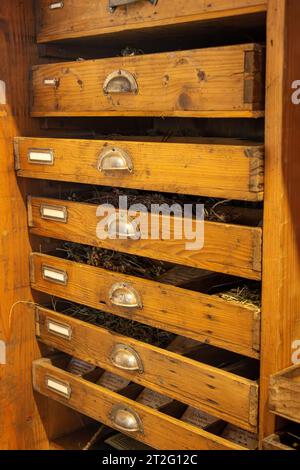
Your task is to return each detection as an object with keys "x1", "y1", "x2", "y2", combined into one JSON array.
[
  {"x1": 28, "y1": 148, "x2": 54, "y2": 165},
  {"x1": 45, "y1": 376, "x2": 71, "y2": 399},
  {"x1": 110, "y1": 344, "x2": 143, "y2": 372},
  {"x1": 46, "y1": 318, "x2": 72, "y2": 340},
  {"x1": 109, "y1": 0, "x2": 157, "y2": 13},
  {"x1": 107, "y1": 213, "x2": 140, "y2": 239},
  {"x1": 109, "y1": 282, "x2": 142, "y2": 308},
  {"x1": 103, "y1": 70, "x2": 138, "y2": 94},
  {"x1": 110, "y1": 404, "x2": 143, "y2": 433},
  {"x1": 98, "y1": 147, "x2": 133, "y2": 173},
  {"x1": 40, "y1": 204, "x2": 68, "y2": 223},
  {"x1": 42, "y1": 265, "x2": 68, "y2": 285}
]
